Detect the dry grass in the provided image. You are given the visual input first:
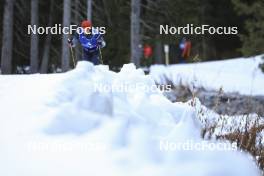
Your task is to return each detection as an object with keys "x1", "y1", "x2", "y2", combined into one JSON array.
[
  {"x1": 199, "y1": 101, "x2": 264, "y2": 173},
  {"x1": 188, "y1": 87, "x2": 264, "y2": 173}
]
